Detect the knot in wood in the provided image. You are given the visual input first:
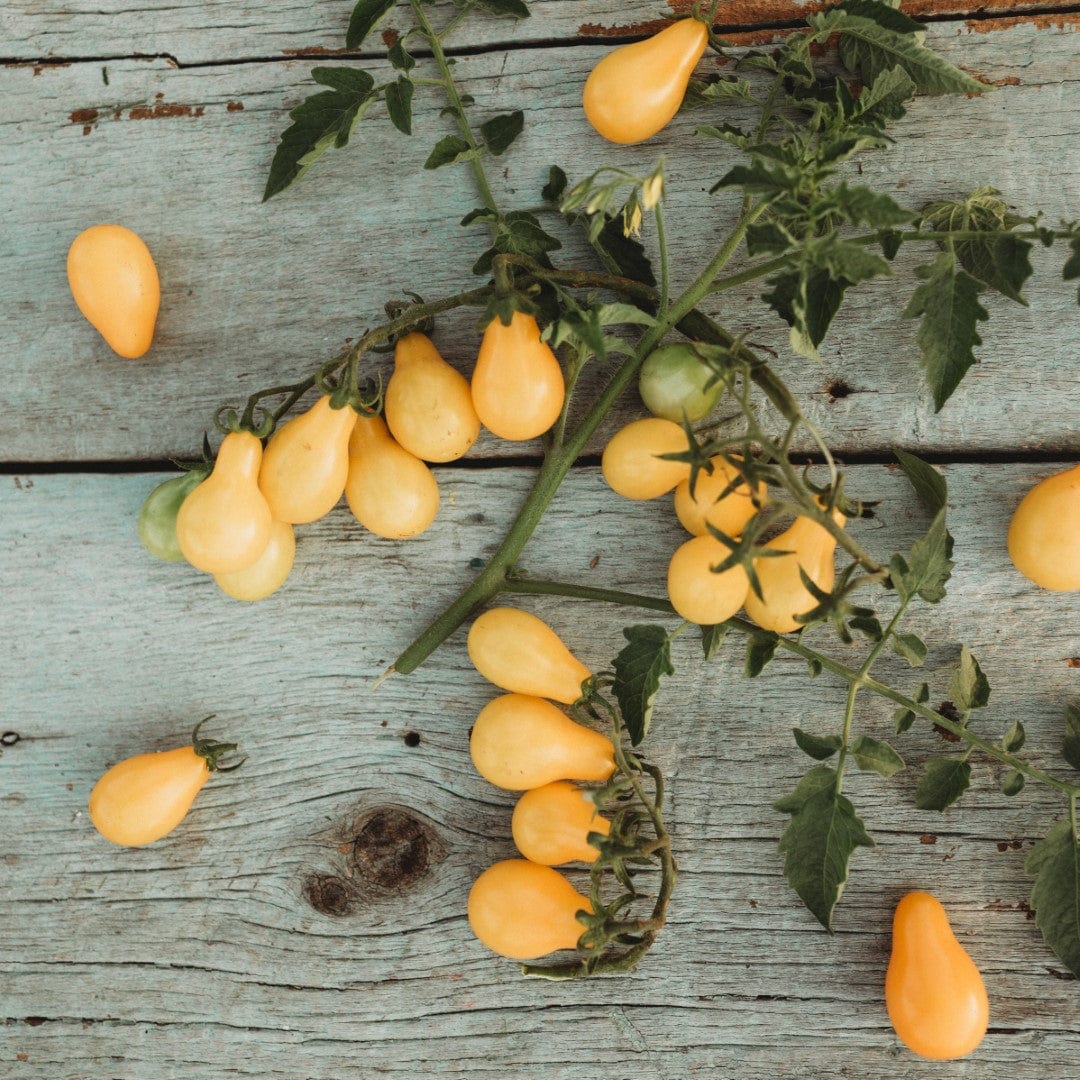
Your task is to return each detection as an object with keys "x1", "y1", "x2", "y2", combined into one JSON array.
[
  {"x1": 351, "y1": 807, "x2": 434, "y2": 893},
  {"x1": 304, "y1": 873, "x2": 354, "y2": 917}
]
